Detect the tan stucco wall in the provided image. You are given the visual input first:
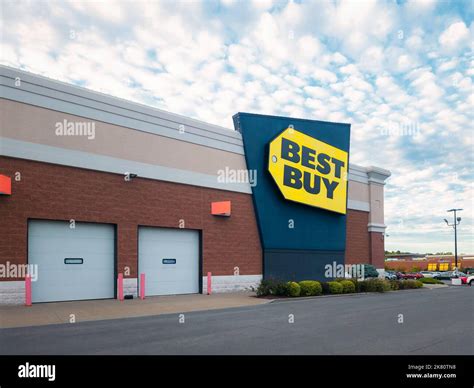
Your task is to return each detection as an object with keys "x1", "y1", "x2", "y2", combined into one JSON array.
[
  {"x1": 1, "y1": 98, "x2": 386, "y2": 225},
  {"x1": 348, "y1": 180, "x2": 369, "y2": 203},
  {"x1": 0, "y1": 98, "x2": 247, "y2": 176},
  {"x1": 369, "y1": 182, "x2": 385, "y2": 225}
]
